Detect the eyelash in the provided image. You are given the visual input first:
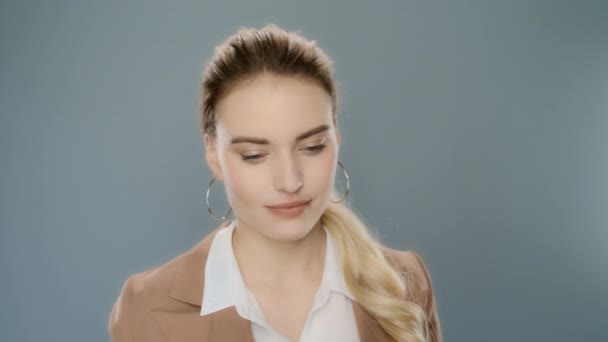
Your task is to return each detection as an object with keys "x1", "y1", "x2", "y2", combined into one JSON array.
[{"x1": 241, "y1": 144, "x2": 327, "y2": 162}]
